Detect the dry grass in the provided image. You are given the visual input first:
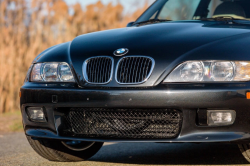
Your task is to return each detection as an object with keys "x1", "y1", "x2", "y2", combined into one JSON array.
[
  {"x1": 0, "y1": 111, "x2": 23, "y2": 133},
  {"x1": 0, "y1": 0, "x2": 148, "y2": 114}
]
